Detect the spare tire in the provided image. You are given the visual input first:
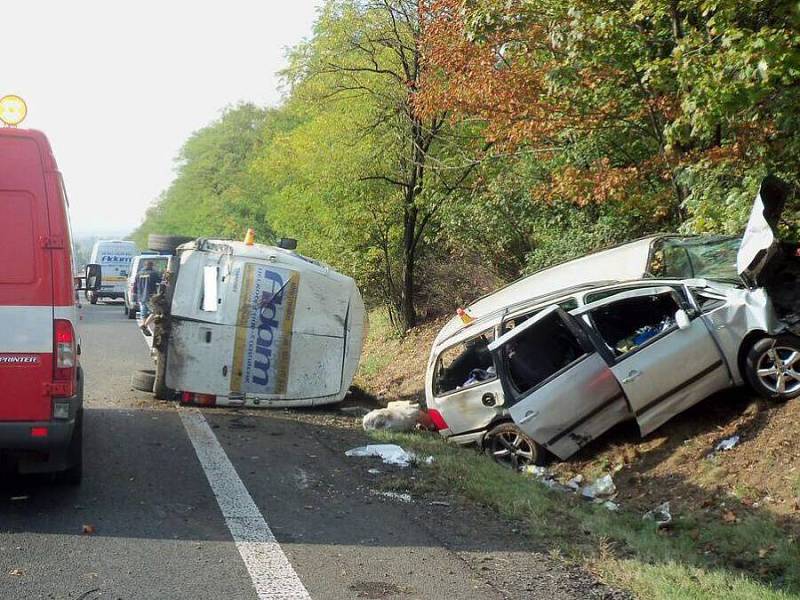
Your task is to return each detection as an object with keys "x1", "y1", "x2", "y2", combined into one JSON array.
[
  {"x1": 131, "y1": 369, "x2": 156, "y2": 393},
  {"x1": 147, "y1": 234, "x2": 195, "y2": 255}
]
